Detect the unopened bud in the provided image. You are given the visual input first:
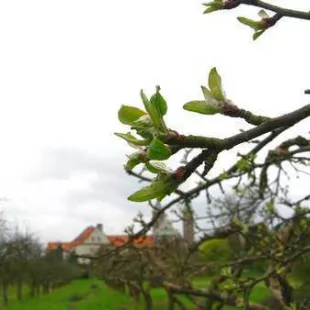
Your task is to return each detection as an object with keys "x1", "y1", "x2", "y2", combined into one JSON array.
[
  {"x1": 260, "y1": 17, "x2": 276, "y2": 29},
  {"x1": 166, "y1": 130, "x2": 184, "y2": 143},
  {"x1": 134, "y1": 114, "x2": 152, "y2": 127},
  {"x1": 222, "y1": 0, "x2": 238, "y2": 9},
  {"x1": 174, "y1": 166, "x2": 186, "y2": 181}
]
